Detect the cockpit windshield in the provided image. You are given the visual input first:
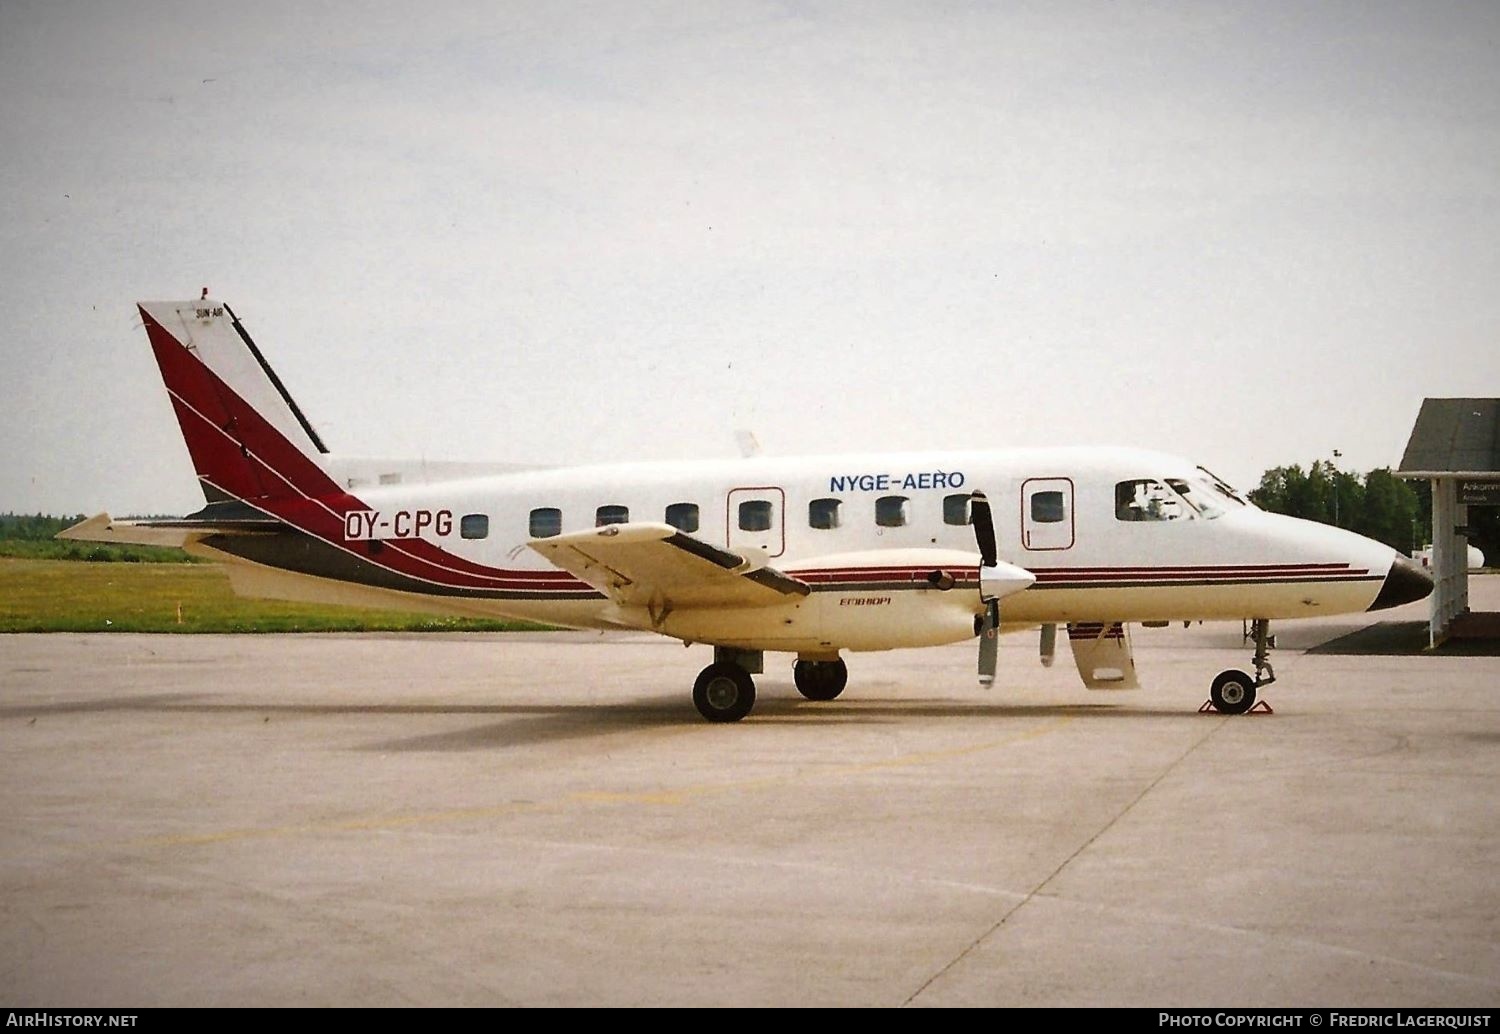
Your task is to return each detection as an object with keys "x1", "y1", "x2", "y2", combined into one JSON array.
[
  {"x1": 1166, "y1": 478, "x2": 1223, "y2": 519},
  {"x1": 1195, "y1": 466, "x2": 1251, "y2": 508},
  {"x1": 1115, "y1": 469, "x2": 1251, "y2": 523}
]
